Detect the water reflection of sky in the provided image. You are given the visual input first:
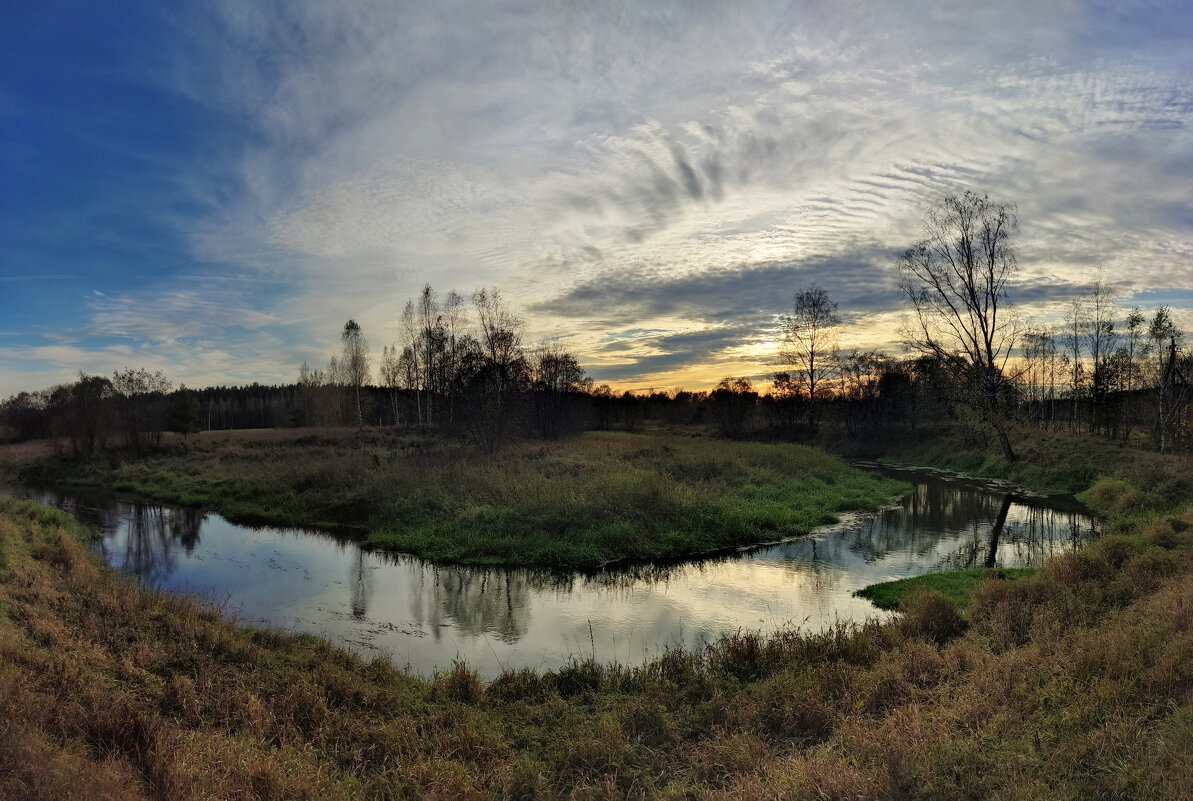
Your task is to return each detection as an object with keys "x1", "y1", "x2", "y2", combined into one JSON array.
[{"x1": 15, "y1": 468, "x2": 1098, "y2": 679}]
